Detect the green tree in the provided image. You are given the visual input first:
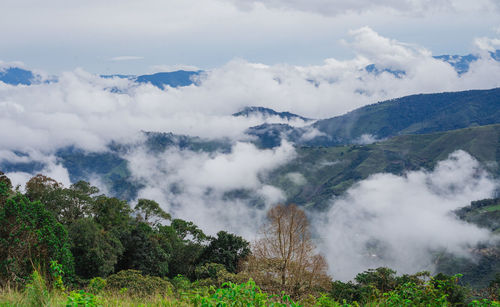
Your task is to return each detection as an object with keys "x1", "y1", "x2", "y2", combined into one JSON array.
[
  {"x1": 68, "y1": 218, "x2": 123, "y2": 278},
  {"x1": 115, "y1": 221, "x2": 170, "y2": 277},
  {"x1": 156, "y1": 219, "x2": 207, "y2": 279},
  {"x1": 0, "y1": 193, "x2": 74, "y2": 285},
  {"x1": 134, "y1": 199, "x2": 171, "y2": 225},
  {"x1": 0, "y1": 171, "x2": 12, "y2": 204},
  {"x1": 25, "y1": 176, "x2": 99, "y2": 225},
  {"x1": 91, "y1": 195, "x2": 132, "y2": 231},
  {"x1": 355, "y1": 267, "x2": 398, "y2": 294},
  {"x1": 198, "y1": 231, "x2": 250, "y2": 273}
]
